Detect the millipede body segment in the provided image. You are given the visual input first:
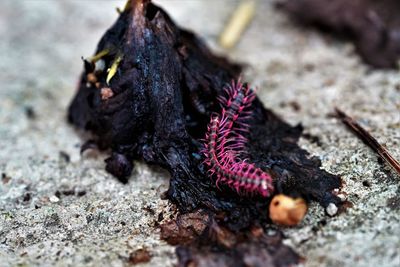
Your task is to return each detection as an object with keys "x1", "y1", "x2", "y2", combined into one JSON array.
[{"x1": 202, "y1": 80, "x2": 274, "y2": 197}]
